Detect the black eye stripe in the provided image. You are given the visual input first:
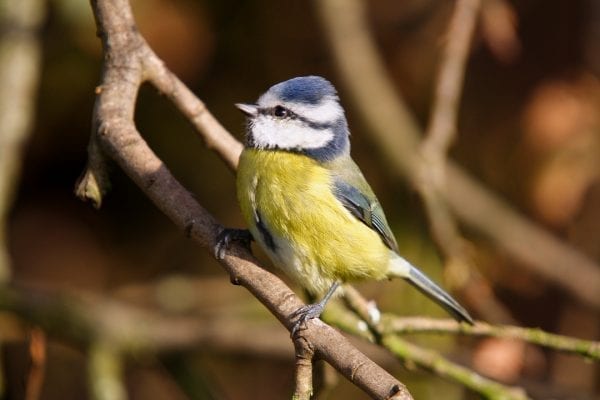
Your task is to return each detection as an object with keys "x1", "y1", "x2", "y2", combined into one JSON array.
[
  {"x1": 258, "y1": 106, "x2": 296, "y2": 119},
  {"x1": 257, "y1": 106, "x2": 333, "y2": 130}
]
